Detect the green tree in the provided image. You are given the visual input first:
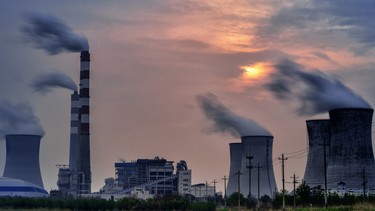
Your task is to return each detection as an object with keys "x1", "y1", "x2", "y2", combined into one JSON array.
[
  {"x1": 227, "y1": 192, "x2": 247, "y2": 207},
  {"x1": 296, "y1": 181, "x2": 311, "y2": 206}
]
